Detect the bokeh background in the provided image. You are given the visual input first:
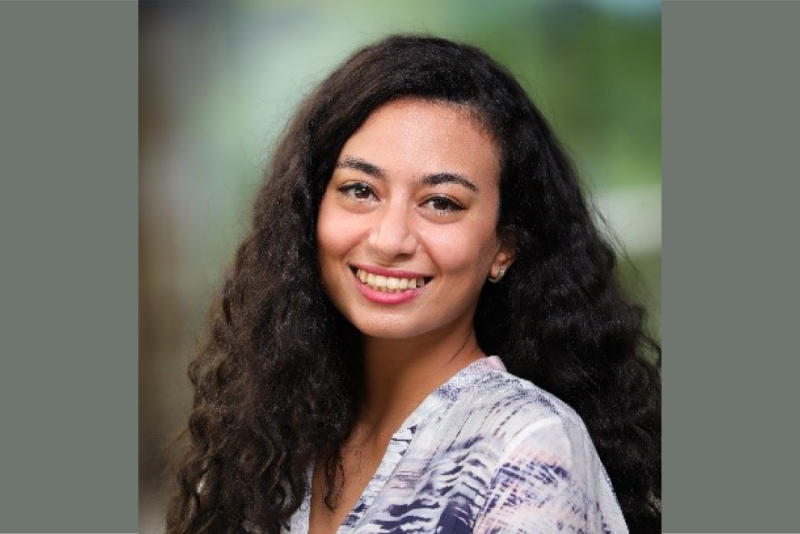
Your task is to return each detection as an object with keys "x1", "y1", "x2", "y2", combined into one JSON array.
[{"x1": 139, "y1": 0, "x2": 661, "y2": 530}]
